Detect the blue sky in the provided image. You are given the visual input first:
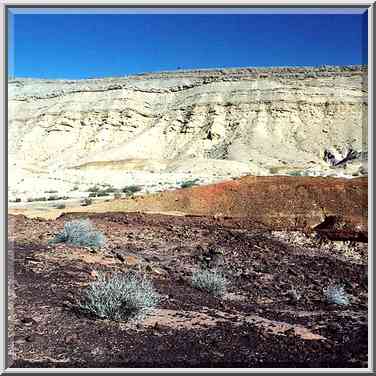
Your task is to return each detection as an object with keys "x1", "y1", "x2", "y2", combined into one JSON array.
[{"x1": 8, "y1": 9, "x2": 368, "y2": 79}]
